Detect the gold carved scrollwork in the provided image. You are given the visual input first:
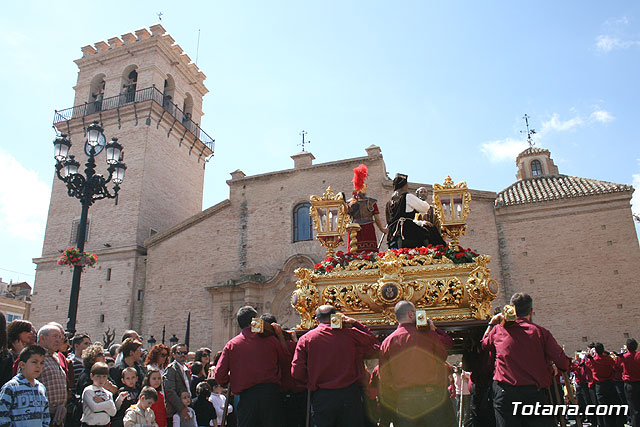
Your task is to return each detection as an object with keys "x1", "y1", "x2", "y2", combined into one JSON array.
[
  {"x1": 376, "y1": 251, "x2": 403, "y2": 279},
  {"x1": 466, "y1": 262, "x2": 497, "y2": 320},
  {"x1": 414, "y1": 278, "x2": 464, "y2": 308},
  {"x1": 291, "y1": 248, "x2": 499, "y2": 328},
  {"x1": 322, "y1": 285, "x2": 370, "y2": 312},
  {"x1": 292, "y1": 267, "x2": 320, "y2": 329}
]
